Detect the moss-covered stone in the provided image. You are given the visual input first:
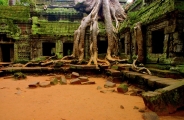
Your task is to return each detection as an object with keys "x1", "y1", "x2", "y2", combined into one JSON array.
[
  {"x1": 120, "y1": 0, "x2": 176, "y2": 30},
  {"x1": 117, "y1": 83, "x2": 128, "y2": 93},
  {"x1": 13, "y1": 72, "x2": 27, "y2": 80},
  {"x1": 142, "y1": 81, "x2": 184, "y2": 115},
  {"x1": 50, "y1": 78, "x2": 58, "y2": 85}
]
